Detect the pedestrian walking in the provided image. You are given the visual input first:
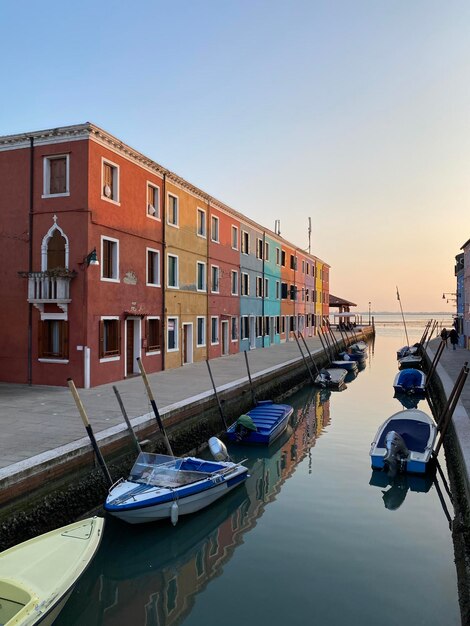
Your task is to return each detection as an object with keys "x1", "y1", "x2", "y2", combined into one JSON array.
[
  {"x1": 440, "y1": 328, "x2": 448, "y2": 347},
  {"x1": 449, "y1": 328, "x2": 459, "y2": 350}
]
